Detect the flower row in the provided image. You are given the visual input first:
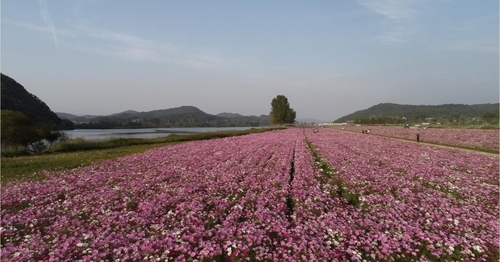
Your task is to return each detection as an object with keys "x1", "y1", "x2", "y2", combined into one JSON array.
[
  {"x1": 2, "y1": 130, "x2": 302, "y2": 261},
  {"x1": 306, "y1": 128, "x2": 499, "y2": 261},
  {"x1": 332, "y1": 125, "x2": 499, "y2": 151},
  {"x1": 2, "y1": 128, "x2": 498, "y2": 261}
]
